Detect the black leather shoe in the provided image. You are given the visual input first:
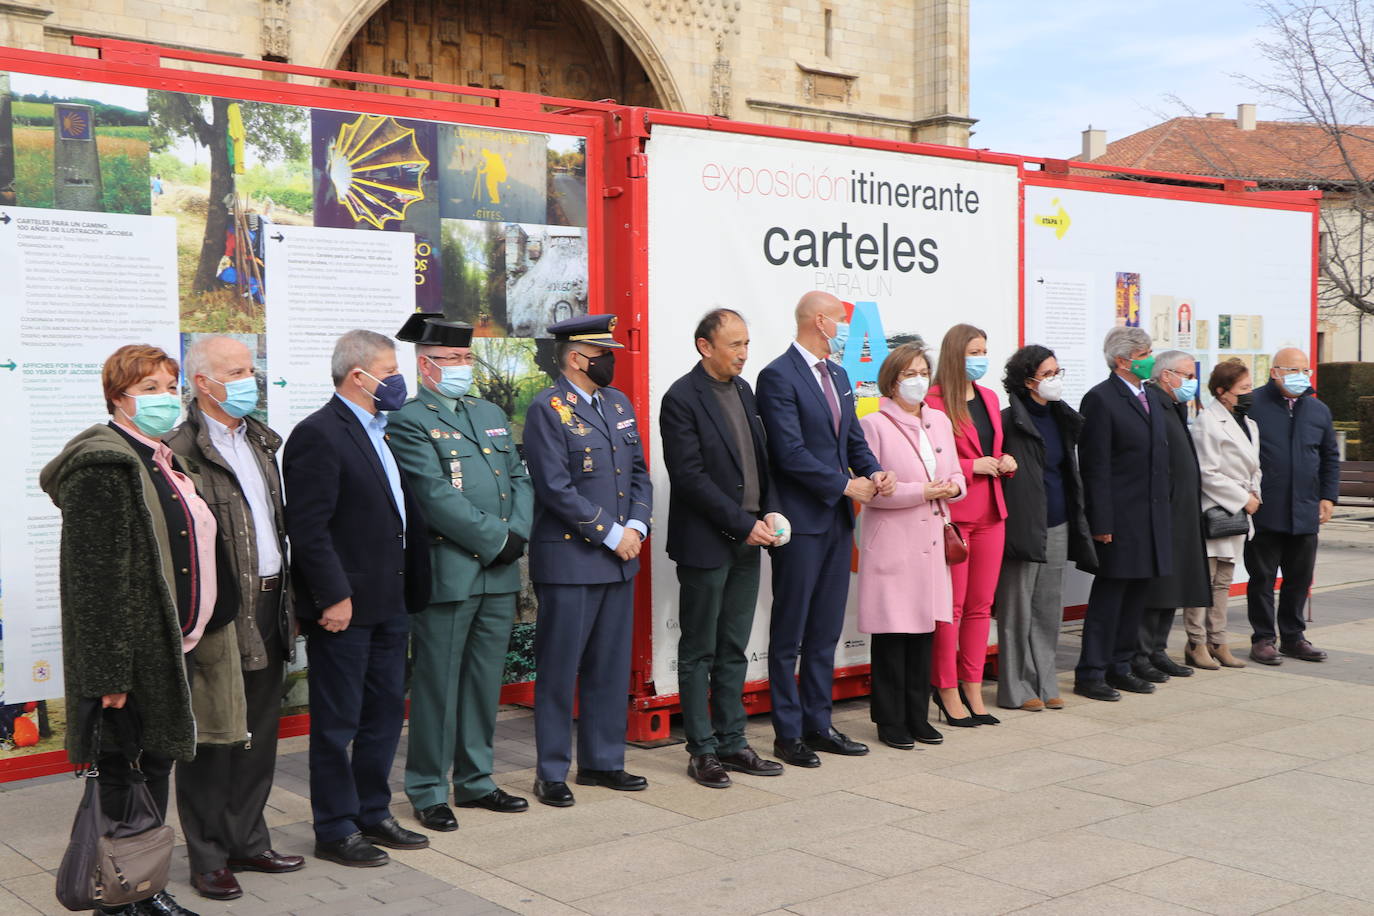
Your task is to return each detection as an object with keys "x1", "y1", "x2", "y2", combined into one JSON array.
[
  {"x1": 1106, "y1": 672, "x2": 1156, "y2": 694},
  {"x1": 575, "y1": 768, "x2": 648, "y2": 791},
  {"x1": 773, "y1": 738, "x2": 821, "y2": 768},
  {"x1": 803, "y1": 727, "x2": 870, "y2": 756},
  {"x1": 191, "y1": 868, "x2": 242, "y2": 901},
  {"x1": 1073, "y1": 681, "x2": 1121, "y2": 702},
  {"x1": 717, "y1": 745, "x2": 784, "y2": 776},
  {"x1": 138, "y1": 892, "x2": 200, "y2": 915},
  {"x1": 688, "y1": 753, "x2": 732, "y2": 788},
  {"x1": 1281, "y1": 639, "x2": 1328, "y2": 662},
  {"x1": 315, "y1": 832, "x2": 389, "y2": 867},
  {"x1": 533, "y1": 779, "x2": 575, "y2": 807},
  {"x1": 912, "y1": 721, "x2": 944, "y2": 745},
  {"x1": 227, "y1": 849, "x2": 305, "y2": 873},
  {"x1": 360, "y1": 815, "x2": 429, "y2": 850},
  {"x1": 413, "y1": 803, "x2": 458, "y2": 832},
  {"x1": 1131, "y1": 664, "x2": 1170, "y2": 683},
  {"x1": 457, "y1": 788, "x2": 529, "y2": 813},
  {"x1": 877, "y1": 726, "x2": 915, "y2": 750},
  {"x1": 1151, "y1": 653, "x2": 1194, "y2": 677}
]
